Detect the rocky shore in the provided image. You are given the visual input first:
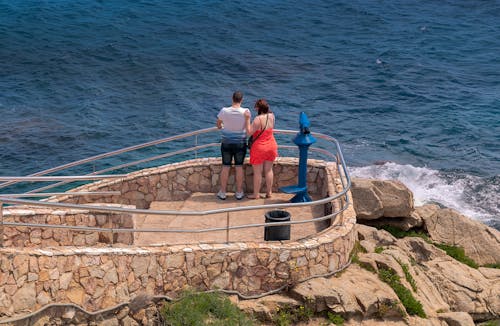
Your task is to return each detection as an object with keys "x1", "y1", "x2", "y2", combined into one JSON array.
[{"x1": 234, "y1": 178, "x2": 500, "y2": 325}]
